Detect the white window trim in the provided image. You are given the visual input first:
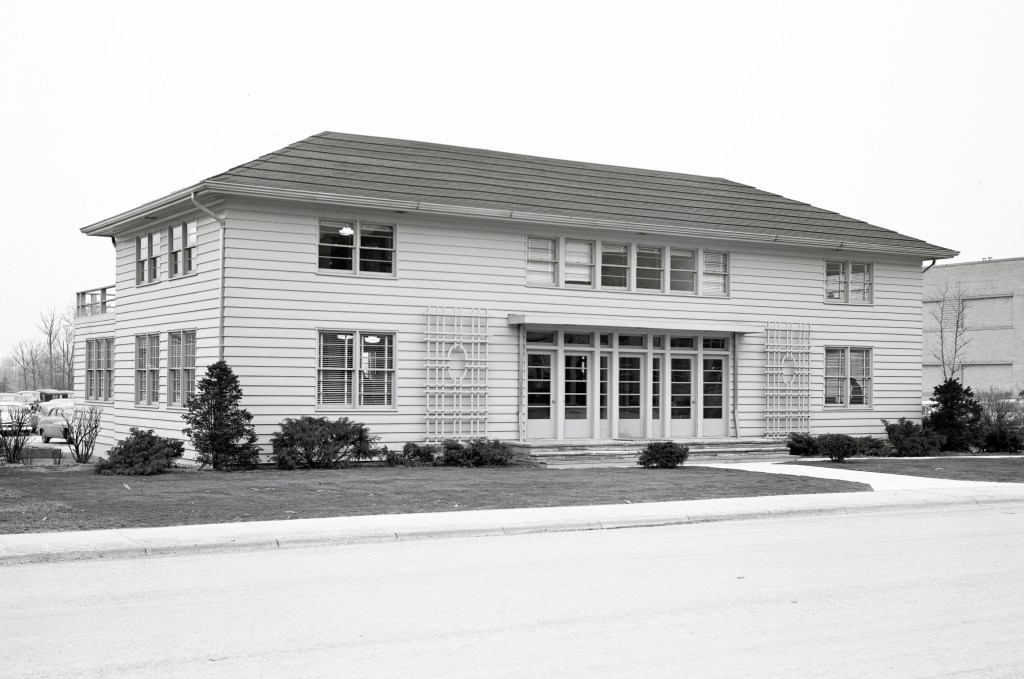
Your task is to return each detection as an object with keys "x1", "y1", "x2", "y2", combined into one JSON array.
[
  {"x1": 317, "y1": 219, "x2": 398, "y2": 278},
  {"x1": 526, "y1": 235, "x2": 730, "y2": 297},
  {"x1": 824, "y1": 259, "x2": 873, "y2": 305},
  {"x1": 823, "y1": 346, "x2": 873, "y2": 408},
  {"x1": 316, "y1": 329, "x2": 398, "y2": 411},
  {"x1": 168, "y1": 220, "x2": 199, "y2": 279},
  {"x1": 85, "y1": 337, "x2": 114, "y2": 403},
  {"x1": 135, "y1": 333, "x2": 161, "y2": 407},
  {"x1": 167, "y1": 329, "x2": 197, "y2": 409},
  {"x1": 135, "y1": 232, "x2": 161, "y2": 286}
]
